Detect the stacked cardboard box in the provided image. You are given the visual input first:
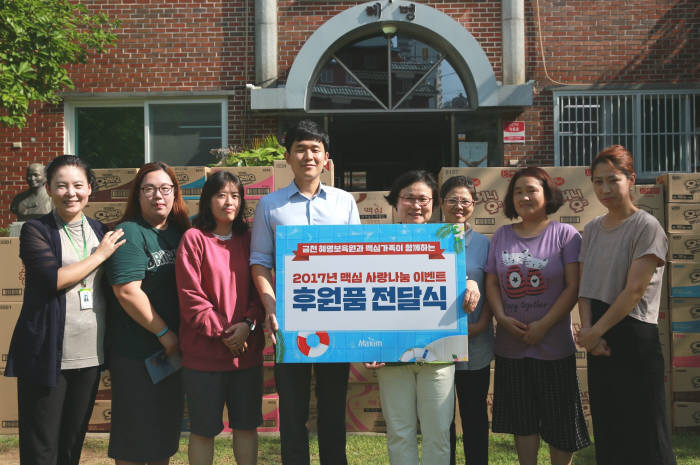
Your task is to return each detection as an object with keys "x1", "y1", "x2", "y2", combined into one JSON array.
[
  {"x1": 658, "y1": 173, "x2": 700, "y2": 431},
  {"x1": 0, "y1": 238, "x2": 24, "y2": 434},
  {"x1": 351, "y1": 192, "x2": 393, "y2": 224},
  {"x1": 437, "y1": 166, "x2": 606, "y2": 233}
]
